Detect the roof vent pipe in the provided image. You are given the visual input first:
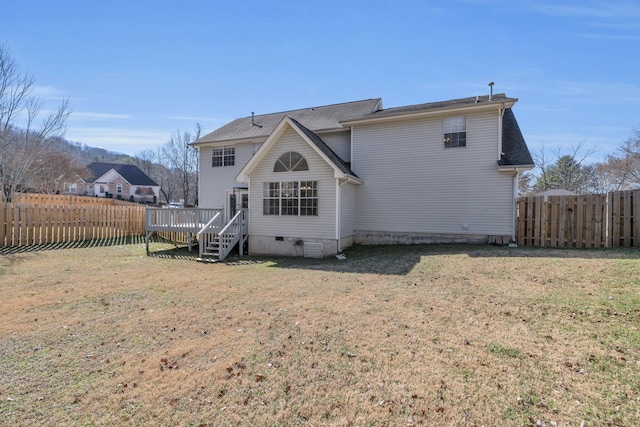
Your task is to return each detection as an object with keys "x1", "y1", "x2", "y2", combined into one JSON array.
[
  {"x1": 251, "y1": 112, "x2": 262, "y2": 128},
  {"x1": 488, "y1": 82, "x2": 494, "y2": 101}
]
